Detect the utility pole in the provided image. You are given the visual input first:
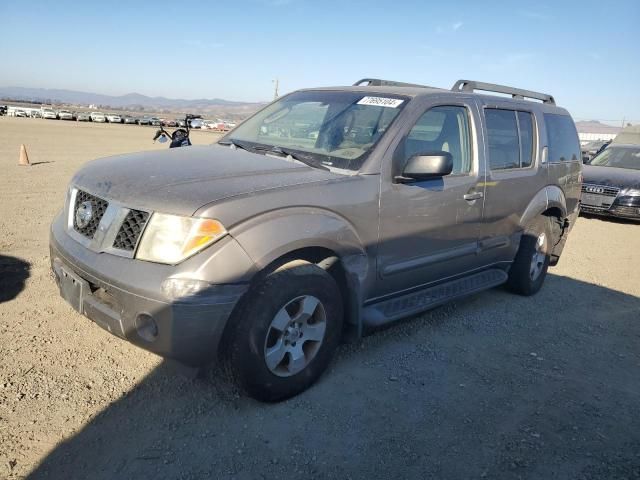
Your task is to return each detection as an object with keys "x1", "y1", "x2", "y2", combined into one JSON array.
[{"x1": 272, "y1": 78, "x2": 279, "y2": 100}]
